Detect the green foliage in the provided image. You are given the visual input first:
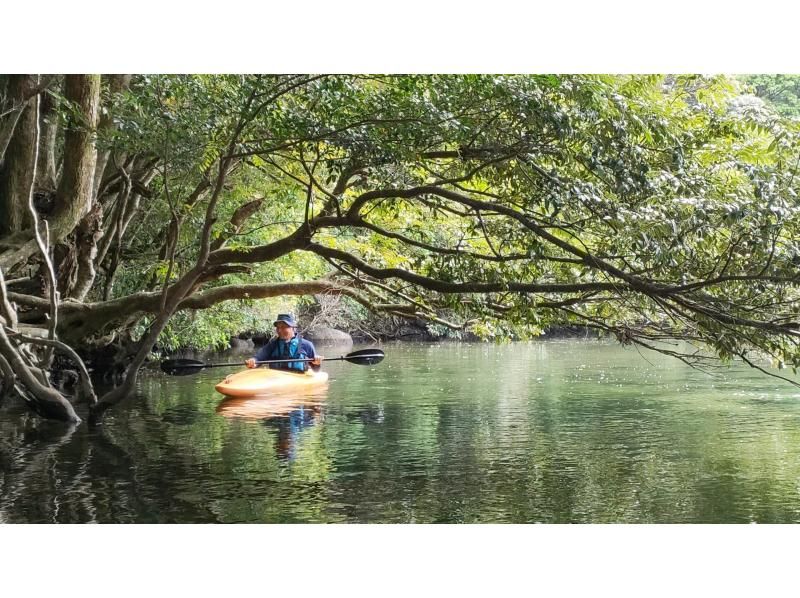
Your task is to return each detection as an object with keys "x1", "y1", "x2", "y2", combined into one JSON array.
[
  {"x1": 96, "y1": 74, "x2": 800, "y2": 373},
  {"x1": 156, "y1": 299, "x2": 281, "y2": 352},
  {"x1": 739, "y1": 75, "x2": 800, "y2": 118}
]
